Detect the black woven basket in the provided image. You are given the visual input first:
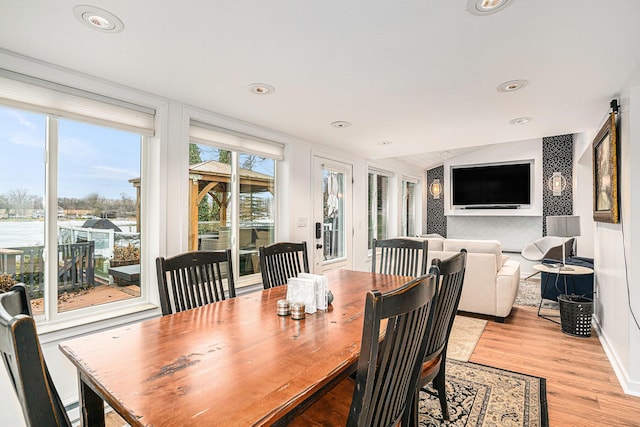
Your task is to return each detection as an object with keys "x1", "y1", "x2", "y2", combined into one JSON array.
[{"x1": 558, "y1": 294, "x2": 593, "y2": 337}]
